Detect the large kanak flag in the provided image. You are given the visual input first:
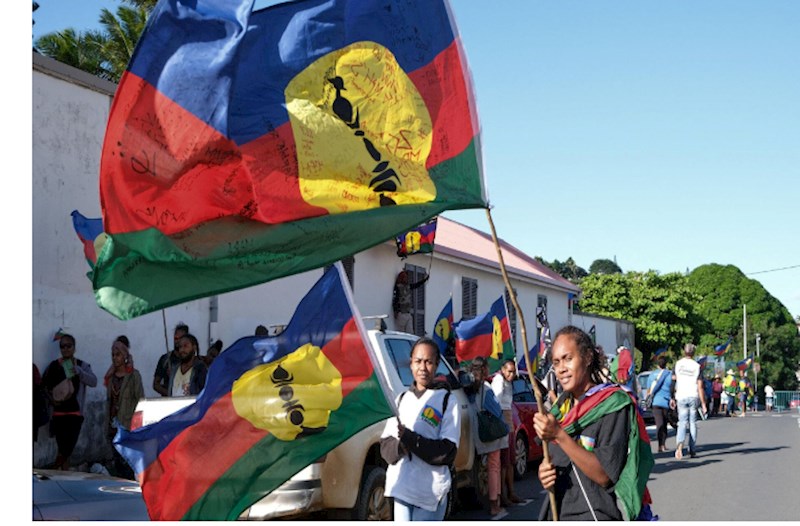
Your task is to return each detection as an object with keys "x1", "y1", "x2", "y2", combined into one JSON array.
[
  {"x1": 114, "y1": 264, "x2": 394, "y2": 520},
  {"x1": 93, "y1": 0, "x2": 486, "y2": 320}
]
